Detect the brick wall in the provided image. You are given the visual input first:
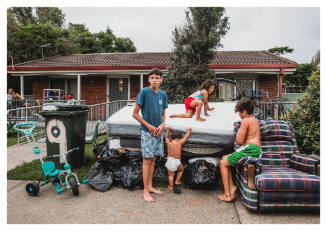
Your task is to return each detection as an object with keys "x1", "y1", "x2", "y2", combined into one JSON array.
[
  {"x1": 33, "y1": 77, "x2": 49, "y2": 100},
  {"x1": 257, "y1": 74, "x2": 278, "y2": 100},
  {"x1": 130, "y1": 75, "x2": 150, "y2": 99},
  {"x1": 81, "y1": 76, "x2": 107, "y2": 105}
]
